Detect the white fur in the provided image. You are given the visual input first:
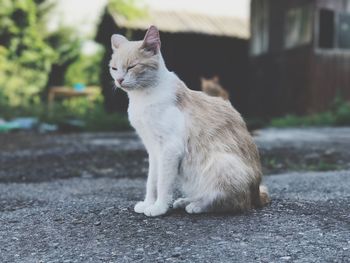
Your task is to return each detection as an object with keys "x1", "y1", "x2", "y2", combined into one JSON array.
[{"x1": 127, "y1": 69, "x2": 186, "y2": 216}]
